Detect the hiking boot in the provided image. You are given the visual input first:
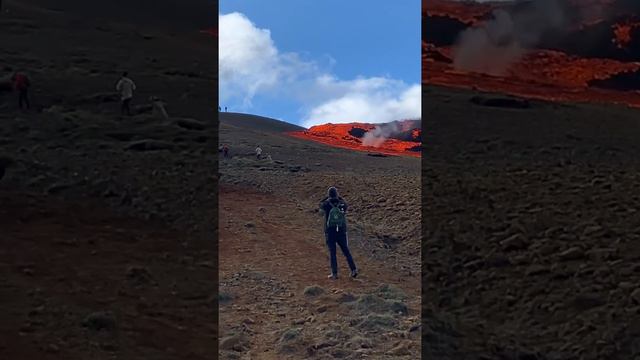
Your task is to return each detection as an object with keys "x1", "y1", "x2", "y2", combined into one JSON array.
[
  {"x1": 328, "y1": 274, "x2": 338, "y2": 280},
  {"x1": 350, "y1": 269, "x2": 358, "y2": 278}
]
